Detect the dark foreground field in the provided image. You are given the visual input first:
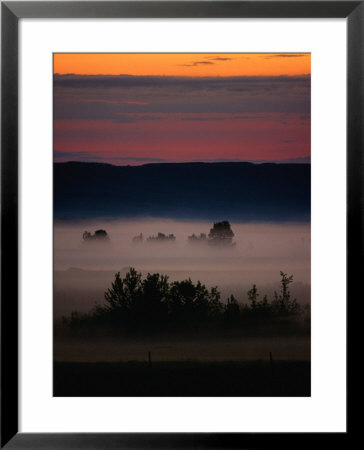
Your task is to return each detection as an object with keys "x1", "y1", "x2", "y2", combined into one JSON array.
[{"x1": 54, "y1": 360, "x2": 310, "y2": 397}]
